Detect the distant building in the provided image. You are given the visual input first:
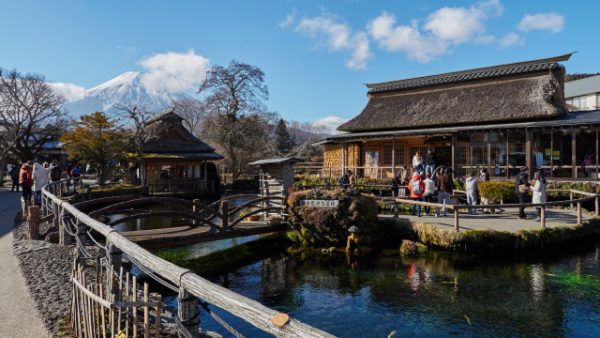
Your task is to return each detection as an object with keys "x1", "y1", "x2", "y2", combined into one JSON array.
[{"x1": 565, "y1": 75, "x2": 600, "y2": 110}]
